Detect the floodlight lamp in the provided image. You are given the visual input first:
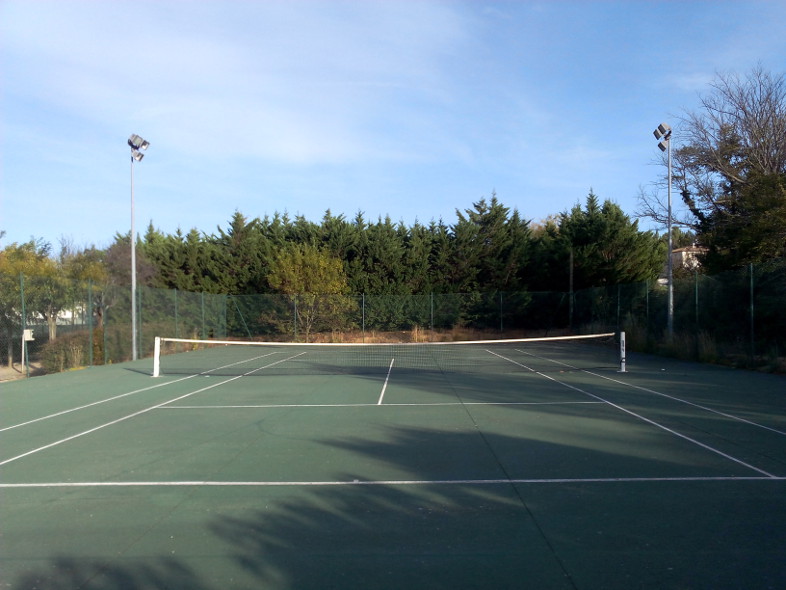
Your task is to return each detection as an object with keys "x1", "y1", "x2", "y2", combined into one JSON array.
[
  {"x1": 653, "y1": 128, "x2": 663, "y2": 140},
  {"x1": 128, "y1": 134, "x2": 150, "y2": 151},
  {"x1": 658, "y1": 141, "x2": 668, "y2": 152},
  {"x1": 131, "y1": 149, "x2": 145, "y2": 162},
  {"x1": 657, "y1": 122, "x2": 671, "y2": 136}
]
